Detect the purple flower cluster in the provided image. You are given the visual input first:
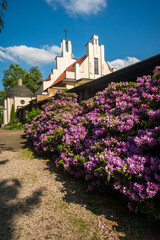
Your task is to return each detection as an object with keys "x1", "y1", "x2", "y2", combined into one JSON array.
[
  {"x1": 25, "y1": 67, "x2": 160, "y2": 220},
  {"x1": 24, "y1": 91, "x2": 82, "y2": 153}
]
